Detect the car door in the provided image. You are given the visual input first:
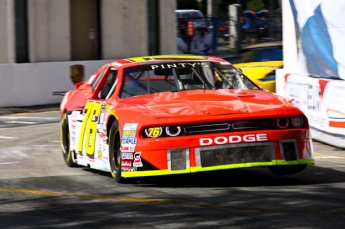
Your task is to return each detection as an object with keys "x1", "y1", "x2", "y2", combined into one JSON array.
[{"x1": 77, "y1": 67, "x2": 118, "y2": 159}]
